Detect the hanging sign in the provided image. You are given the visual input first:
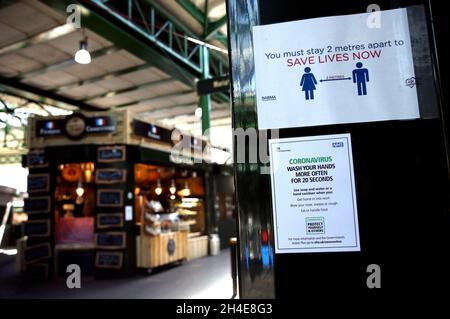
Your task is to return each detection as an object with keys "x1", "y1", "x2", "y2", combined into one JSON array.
[
  {"x1": 196, "y1": 75, "x2": 230, "y2": 95},
  {"x1": 253, "y1": 8, "x2": 420, "y2": 129},
  {"x1": 132, "y1": 120, "x2": 173, "y2": 144},
  {"x1": 269, "y1": 133, "x2": 360, "y2": 253}
]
